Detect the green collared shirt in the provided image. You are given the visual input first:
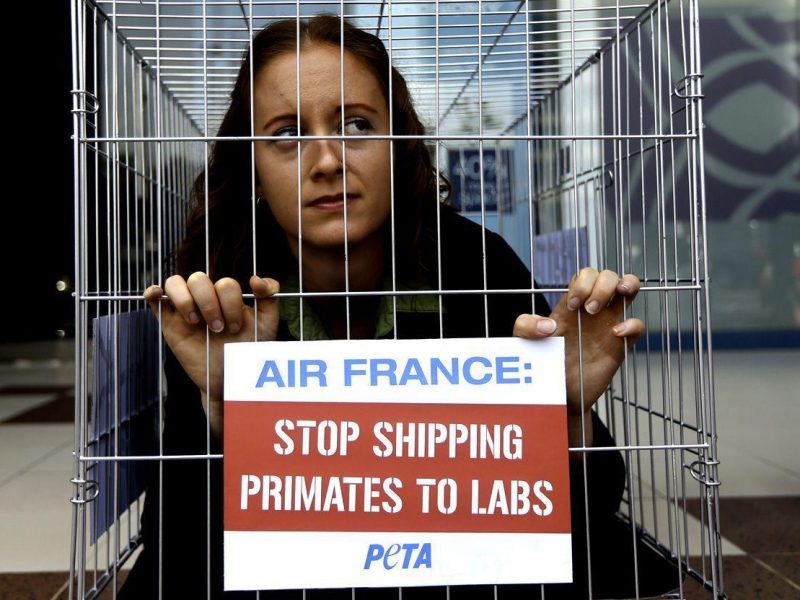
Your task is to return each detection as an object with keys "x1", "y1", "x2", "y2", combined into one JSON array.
[{"x1": 278, "y1": 273, "x2": 442, "y2": 341}]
